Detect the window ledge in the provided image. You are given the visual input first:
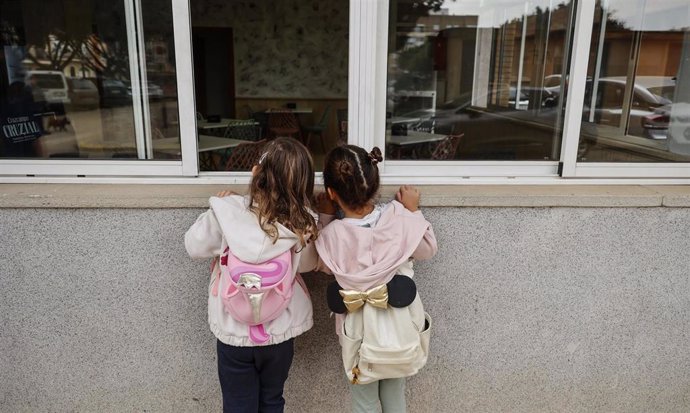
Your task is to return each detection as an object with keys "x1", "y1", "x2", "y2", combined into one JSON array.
[{"x1": 1, "y1": 184, "x2": 690, "y2": 208}]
